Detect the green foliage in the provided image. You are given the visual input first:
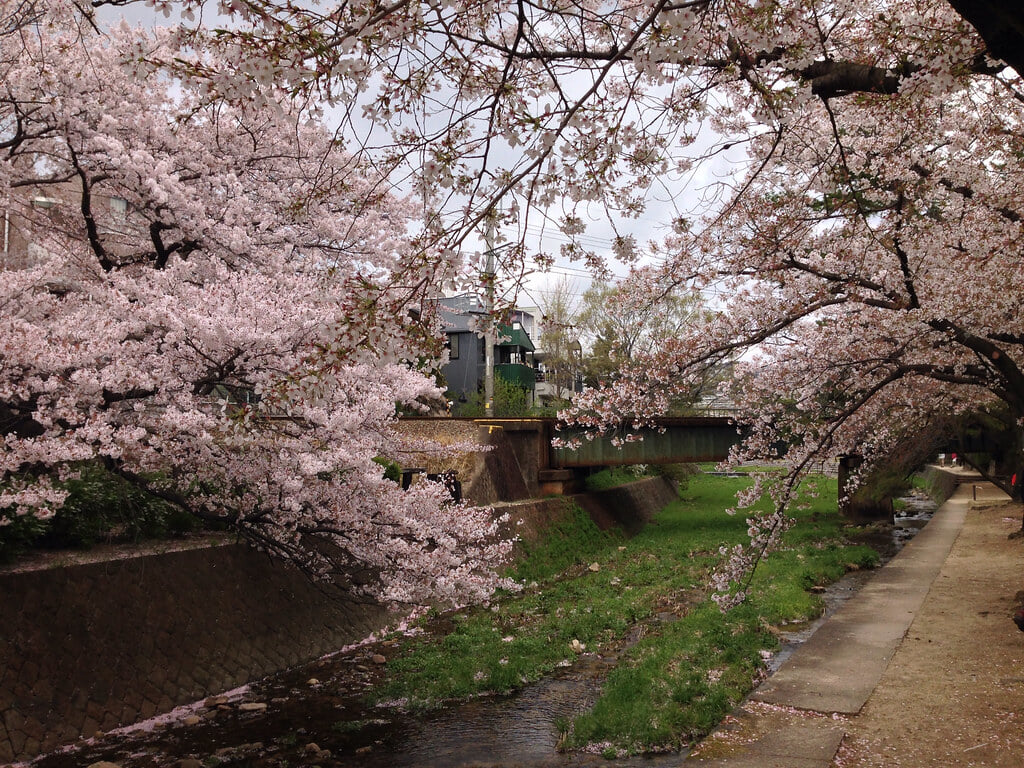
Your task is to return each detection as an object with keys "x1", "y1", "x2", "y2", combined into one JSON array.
[
  {"x1": 448, "y1": 390, "x2": 485, "y2": 417},
  {"x1": 583, "y1": 465, "x2": 654, "y2": 491},
  {"x1": 492, "y1": 374, "x2": 530, "y2": 417},
  {"x1": 576, "y1": 279, "x2": 710, "y2": 398},
  {"x1": 275, "y1": 731, "x2": 300, "y2": 748},
  {"x1": 41, "y1": 463, "x2": 196, "y2": 547},
  {"x1": 373, "y1": 471, "x2": 880, "y2": 755},
  {"x1": 378, "y1": 506, "x2": 632, "y2": 706},
  {"x1": 535, "y1": 278, "x2": 583, "y2": 402},
  {"x1": 372, "y1": 456, "x2": 402, "y2": 483},
  {"x1": 330, "y1": 720, "x2": 366, "y2": 734},
  {"x1": 529, "y1": 398, "x2": 572, "y2": 418},
  {"x1": 0, "y1": 462, "x2": 202, "y2": 561},
  {"x1": 0, "y1": 512, "x2": 48, "y2": 563},
  {"x1": 448, "y1": 374, "x2": 534, "y2": 418}
]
